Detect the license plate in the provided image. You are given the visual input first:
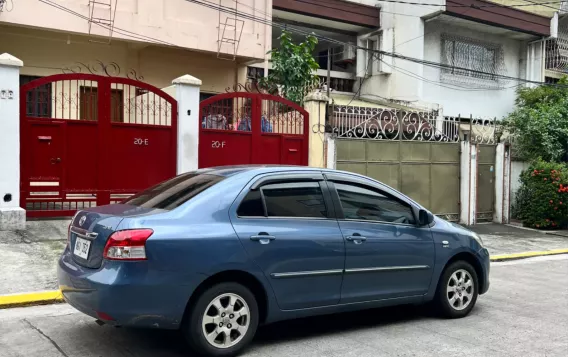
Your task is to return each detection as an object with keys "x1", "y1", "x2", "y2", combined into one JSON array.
[{"x1": 73, "y1": 237, "x2": 91, "y2": 259}]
